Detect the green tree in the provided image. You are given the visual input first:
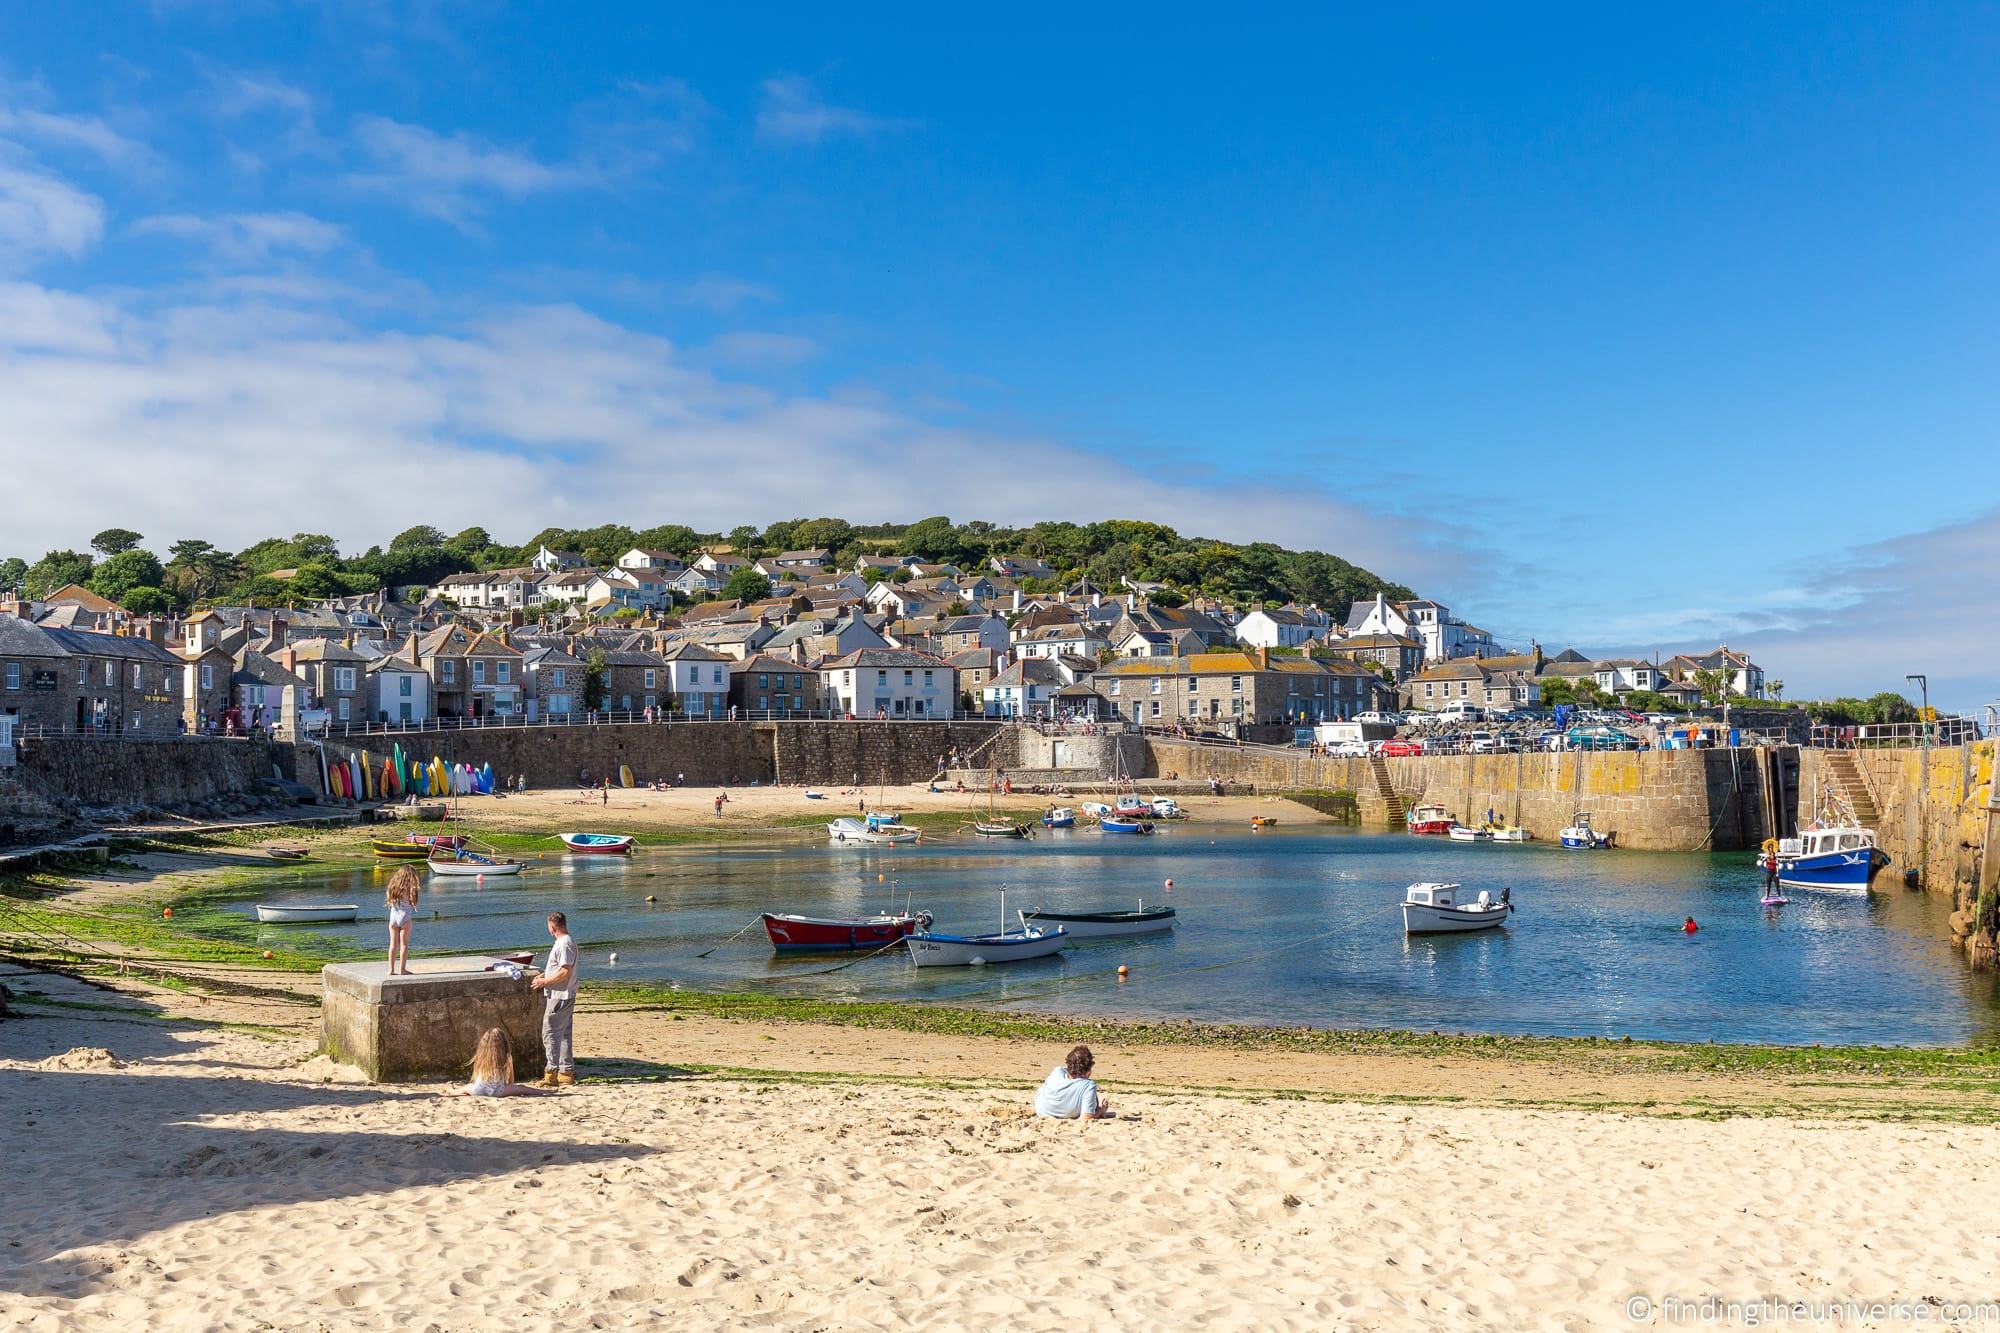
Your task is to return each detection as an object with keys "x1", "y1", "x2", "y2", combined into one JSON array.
[
  {"x1": 165, "y1": 539, "x2": 235, "y2": 604},
  {"x1": 390, "y1": 524, "x2": 447, "y2": 551},
  {"x1": 724, "y1": 568, "x2": 773, "y2": 603},
  {"x1": 1690, "y1": 668, "x2": 1729, "y2": 705},
  {"x1": 633, "y1": 524, "x2": 700, "y2": 557},
  {"x1": 22, "y1": 549, "x2": 94, "y2": 599},
  {"x1": 90, "y1": 548, "x2": 166, "y2": 603},
  {"x1": 1768, "y1": 679, "x2": 1784, "y2": 702},
  {"x1": 902, "y1": 515, "x2": 958, "y2": 562},
  {"x1": 727, "y1": 524, "x2": 762, "y2": 554},
  {"x1": 0, "y1": 556, "x2": 26, "y2": 592},
  {"x1": 120, "y1": 586, "x2": 173, "y2": 615},
  {"x1": 582, "y1": 648, "x2": 609, "y2": 710},
  {"x1": 90, "y1": 528, "x2": 144, "y2": 557}
]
